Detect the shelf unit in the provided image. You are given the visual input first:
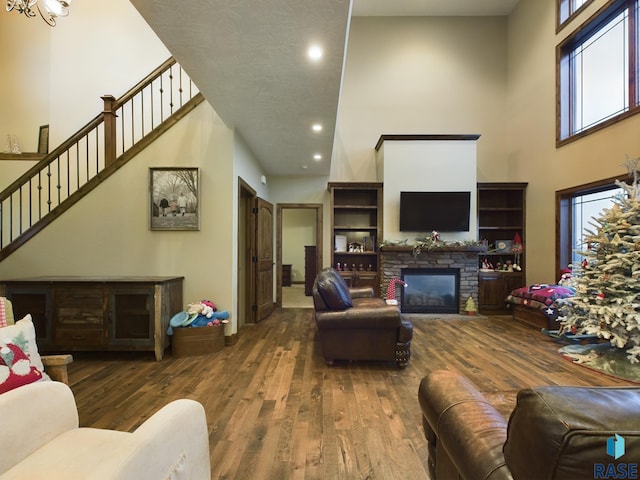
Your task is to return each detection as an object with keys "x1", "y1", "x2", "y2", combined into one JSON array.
[
  {"x1": 477, "y1": 182, "x2": 527, "y2": 314},
  {"x1": 329, "y1": 182, "x2": 382, "y2": 294}
]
